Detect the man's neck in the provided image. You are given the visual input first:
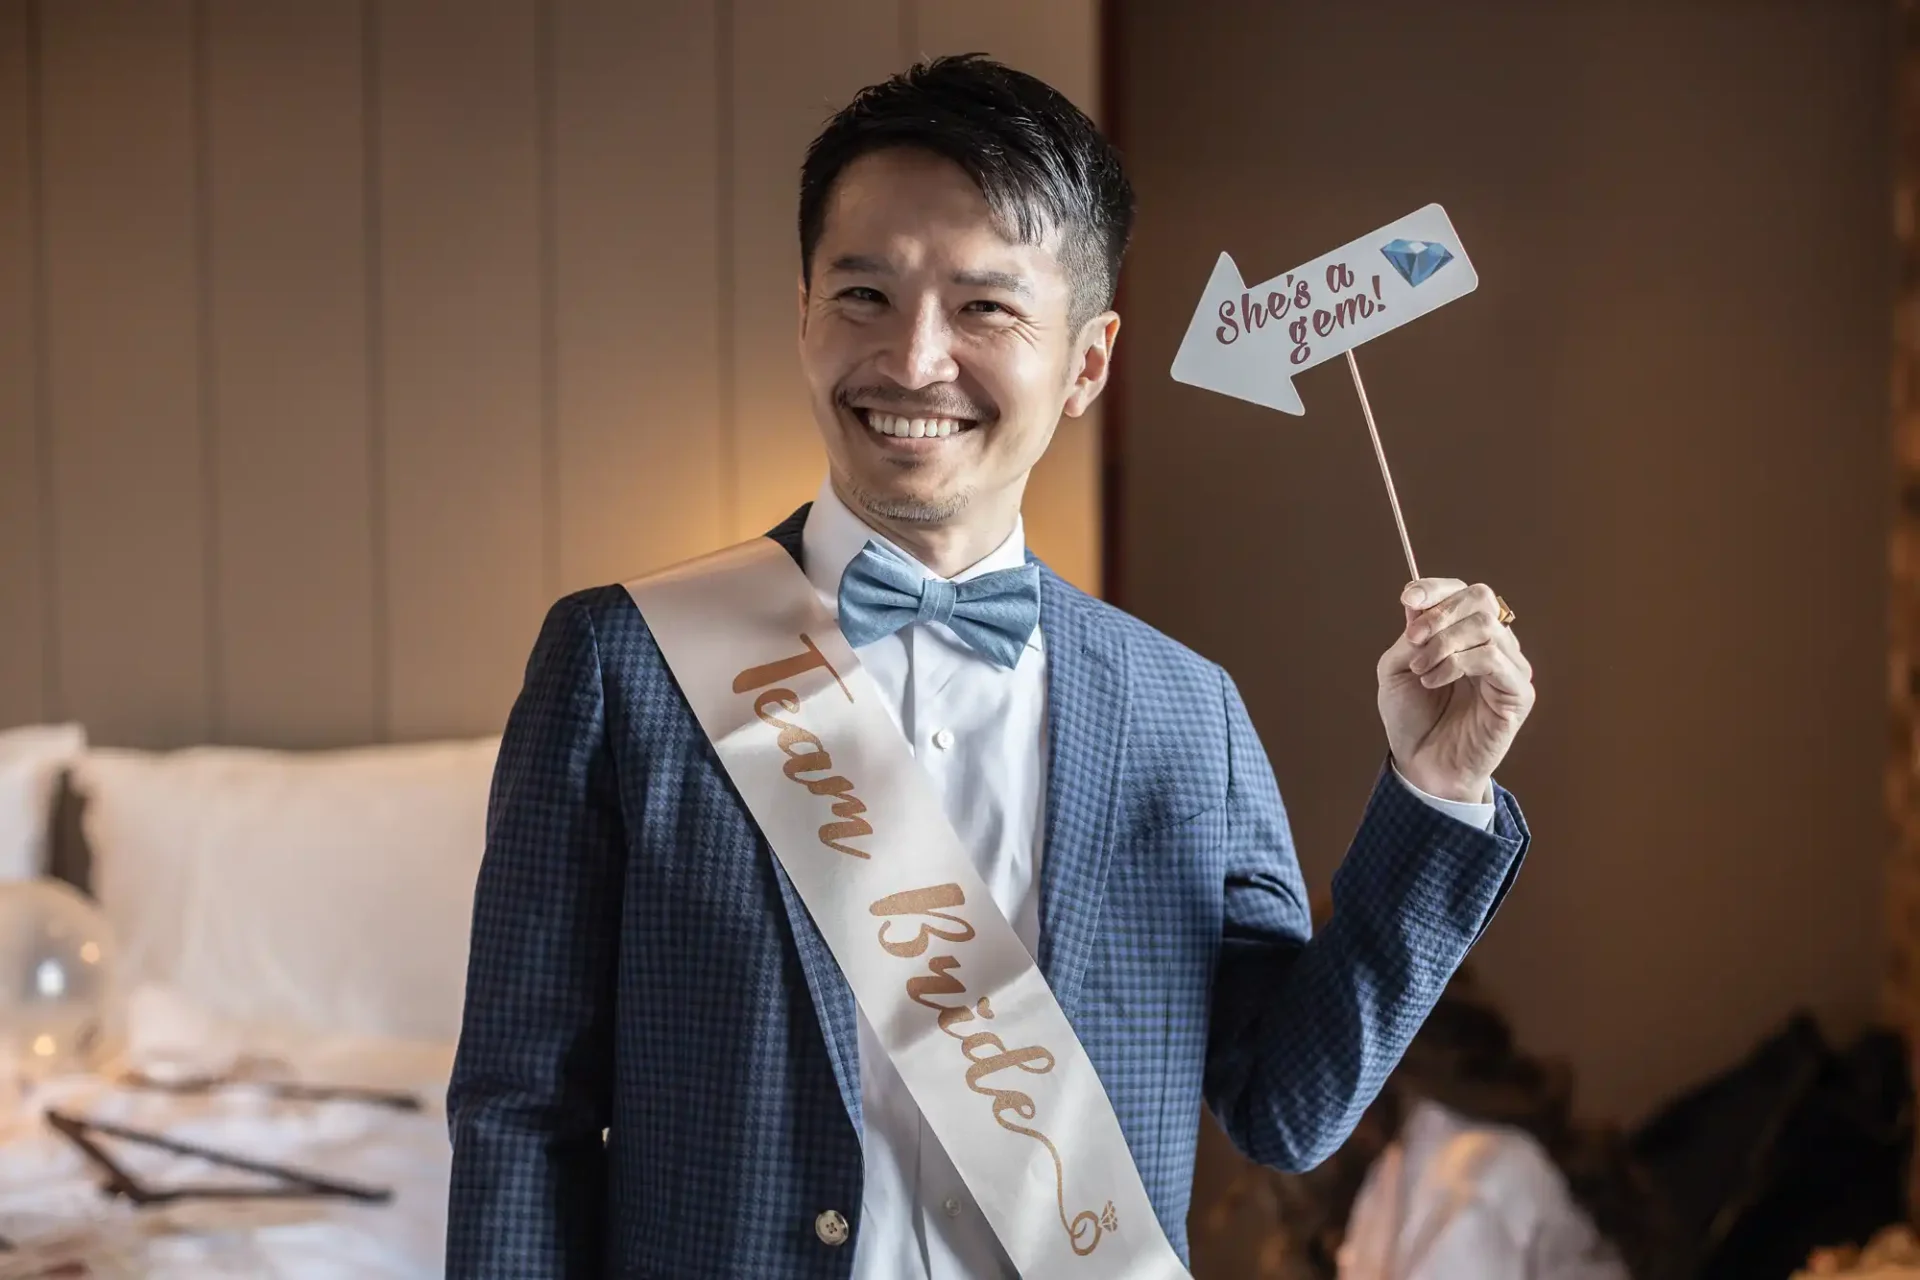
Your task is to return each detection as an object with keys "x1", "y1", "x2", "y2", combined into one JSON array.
[{"x1": 833, "y1": 477, "x2": 1021, "y2": 579}]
